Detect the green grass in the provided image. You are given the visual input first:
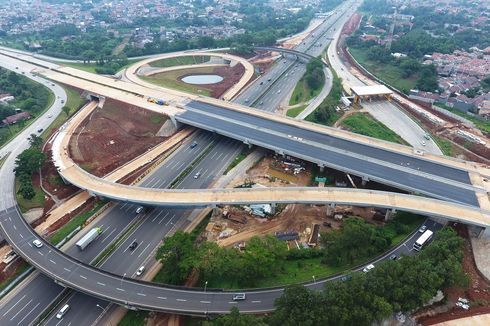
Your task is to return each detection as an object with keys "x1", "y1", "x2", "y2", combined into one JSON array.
[
  {"x1": 287, "y1": 104, "x2": 308, "y2": 118},
  {"x1": 289, "y1": 75, "x2": 322, "y2": 106},
  {"x1": 42, "y1": 86, "x2": 87, "y2": 141},
  {"x1": 350, "y1": 47, "x2": 417, "y2": 94},
  {"x1": 223, "y1": 146, "x2": 249, "y2": 174},
  {"x1": 118, "y1": 310, "x2": 147, "y2": 326},
  {"x1": 141, "y1": 66, "x2": 215, "y2": 97},
  {"x1": 341, "y1": 112, "x2": 407, "y2": 144},
  {"x1": 149, "y1": 55, "x2": 210, "y2": 68},
  {"x1": 49, "y1": 201, "x2": 106, "y2": 245},
  {"x1": 60, "y1": 59, "x2": 140, "y2": 74},
  {"x1": 15, "y1": 179, "x2": 45, "y2": 213},
  {"x1": 150, "y1": 114, "x2": 164, "y2": 125},
  {"x1": 434, "y1": 102, "x2": 490, "y2": 135},
  {"x1": 433, "y1": 135, "x2": 454, "y2": 156},
  {"x1": 305, "y1": 70, "x2": 343, "y2": 126},
  {"x1": 0, "y1": 154, "x2": 7, "y2": 169}
]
